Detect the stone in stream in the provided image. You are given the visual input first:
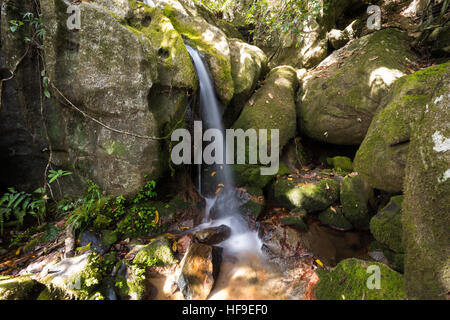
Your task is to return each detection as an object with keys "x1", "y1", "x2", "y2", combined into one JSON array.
[
  {"x1": 176, "y1": 243, "x2": 223, "y2": 300},
  {"x1": 192, "y1": 225, "x2": 231, "y2": 245},
  {"x1": 0, "y1": 275, "x2": 45, "y2": 300}
]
